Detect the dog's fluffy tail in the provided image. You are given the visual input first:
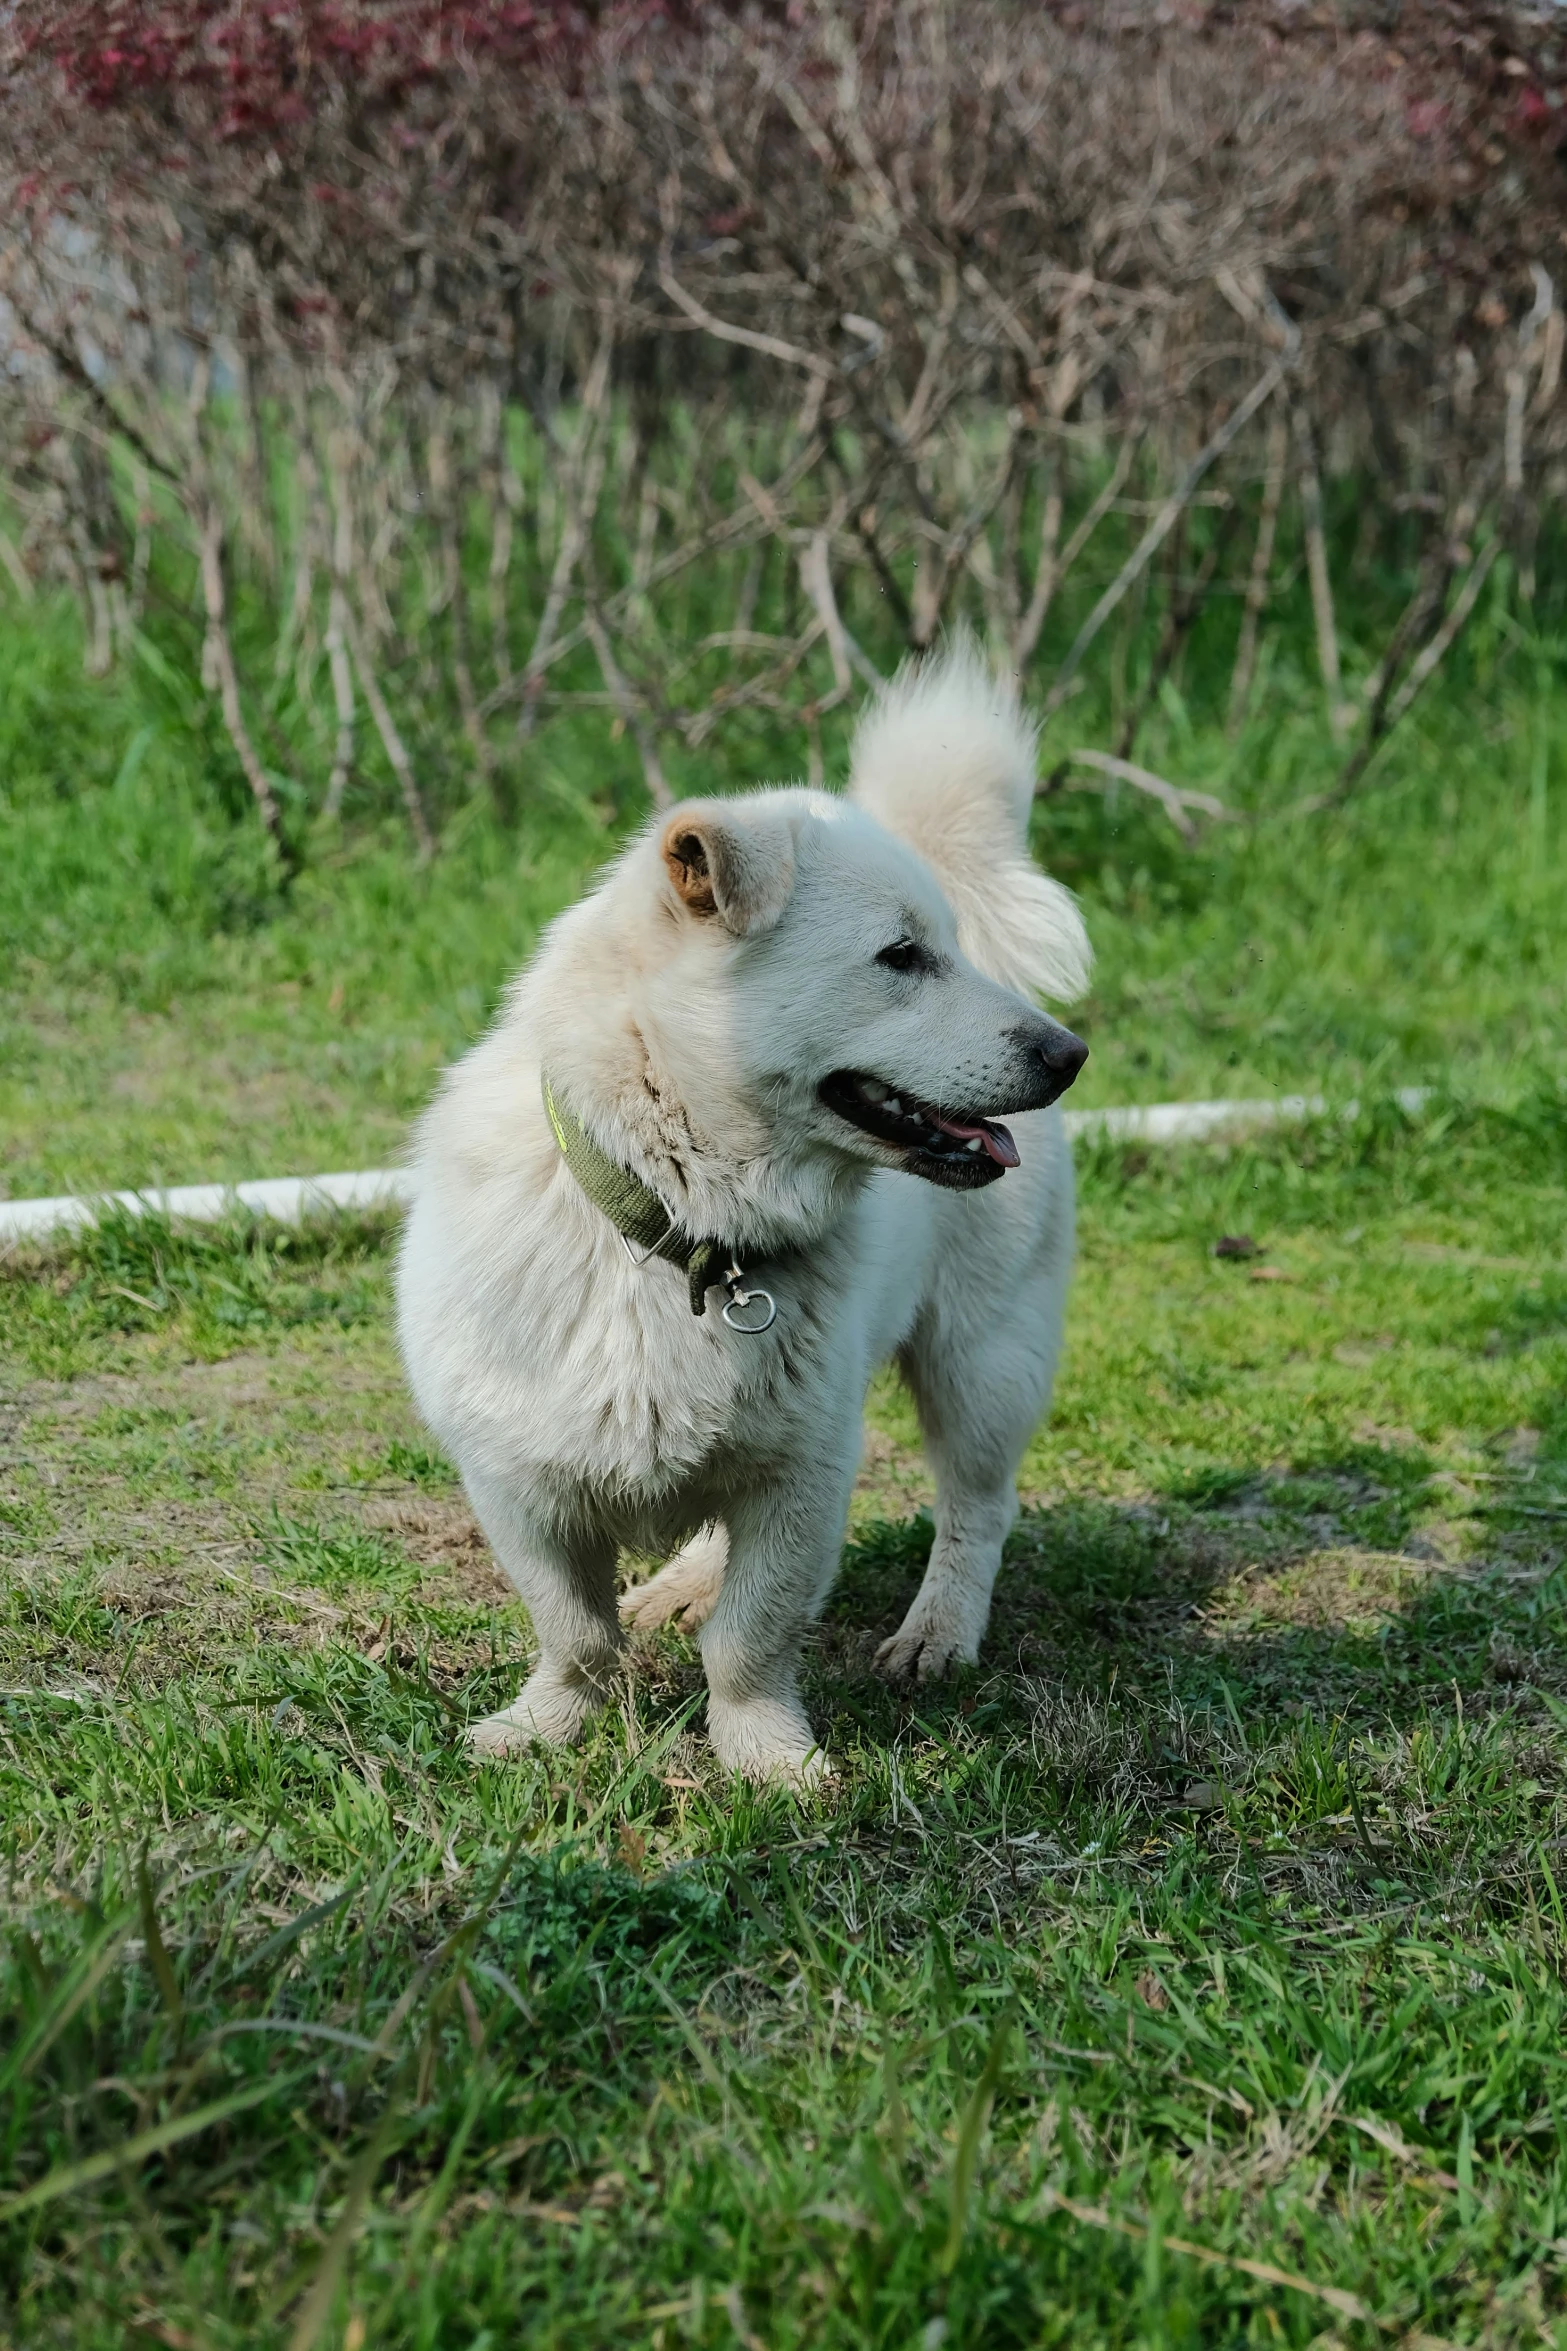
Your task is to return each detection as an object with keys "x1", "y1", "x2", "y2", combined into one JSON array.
[{"x1": 847, "y1": 642, "x2": 1091, "y2": 1002}]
